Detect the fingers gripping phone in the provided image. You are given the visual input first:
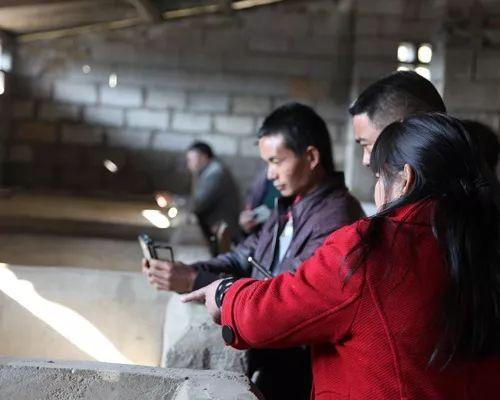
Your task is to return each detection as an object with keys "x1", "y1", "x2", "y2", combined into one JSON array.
[
  {"x1": 251, "y1": 205, "x2": 271, "y2": 224},
  {"x1": 138, "y1": 233, "x2": 174, "y2": 262}
]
